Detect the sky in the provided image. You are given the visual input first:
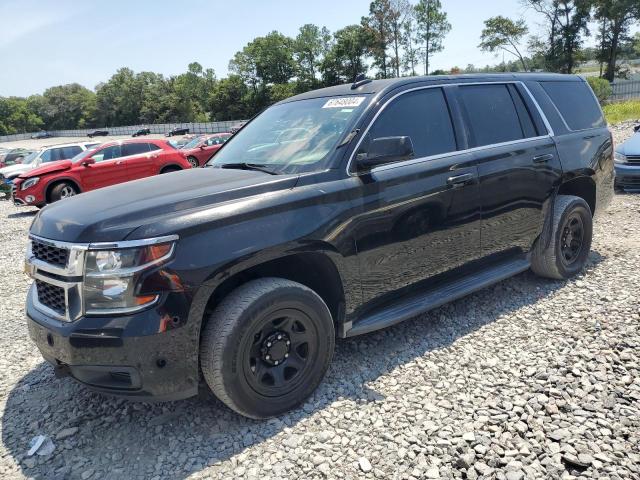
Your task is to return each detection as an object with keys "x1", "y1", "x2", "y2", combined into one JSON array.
[{"x1": 0, "y1": 0, "x2": 629, "y2": 97}]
